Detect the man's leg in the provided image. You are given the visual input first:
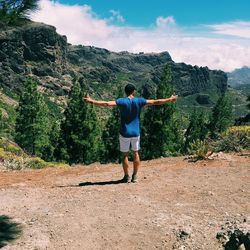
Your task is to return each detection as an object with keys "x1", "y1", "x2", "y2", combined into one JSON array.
[
  {"x1": 119, "y1": 135, "x2": 131, "y2": 182},
  {"x1": 131, "y1": 151, "x2": 140, "y2": 182},
  {"x1": 133, "y1": 151, "x2": 140, "y2": 176},
  {"x1": 122, "y1": 152, "x2": 129, "y2": 176},
  {"x1": 120, "y1": 152, "x2": 130, "y2": 183},
  {"x1": 131, "y1": 136, "x2": 140, "y2": 182}
]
